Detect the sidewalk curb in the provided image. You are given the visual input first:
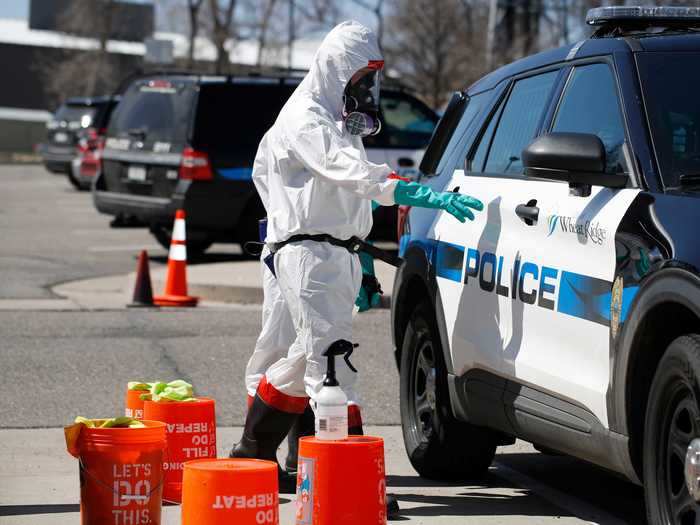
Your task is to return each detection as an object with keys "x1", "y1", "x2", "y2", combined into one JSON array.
[
  {"x1": 152, "y1": 279, "x2": 264, "y2": 304},
  {"x1": 53, "y1": 264, "x2": 393, "y2": 309}
]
